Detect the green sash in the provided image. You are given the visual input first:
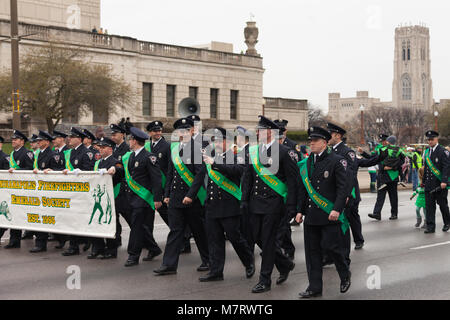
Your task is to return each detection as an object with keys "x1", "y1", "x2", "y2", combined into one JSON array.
[
  {"x1": 381, "y1": 146, "x2": 401, "y2": 181},
  {"x1": 248, "y1": 145, "x2": 287, "y2": 203},
  {"x1": 94, "y1": 159, "x2": 121, "y2": 199},
  {"x1": 298, "y1": 159, "x2": 350, "y2": 234},
  {"x1": 122, "y1": 152, "x2": 155, "y2": 210},
  {"x1": 424, "y1": 148, "x2": 450, "y2": 188},
  {"x1": 170, "y1": 143, "x2": 206, "y2": 205},
  {"x1": 206, "y1": 164, "x2": 242, "y2": 200},
  {"x1": 145, "y1": 141, "x2": 166, "y2": 188},
  {"x1": 32, "y1": 150, "x2": 41, "y2": 170},
  {"x1": 9, "y1": 152, "x2": 20, "y2": 169},
  {"x1": 63, "y1": 149, "x2": 74, "y2": 171}
]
